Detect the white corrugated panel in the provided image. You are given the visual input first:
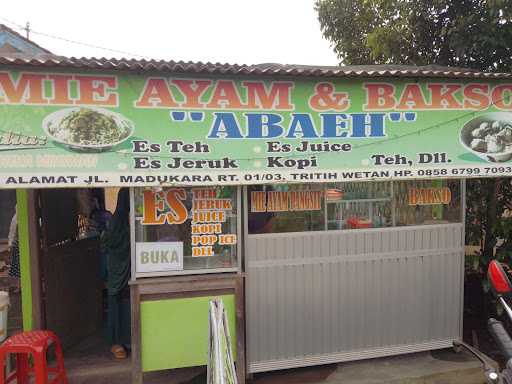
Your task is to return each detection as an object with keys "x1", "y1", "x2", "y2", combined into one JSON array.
[{"x1": 246, "y1": 224, "x2": 464, "y2": 372}]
